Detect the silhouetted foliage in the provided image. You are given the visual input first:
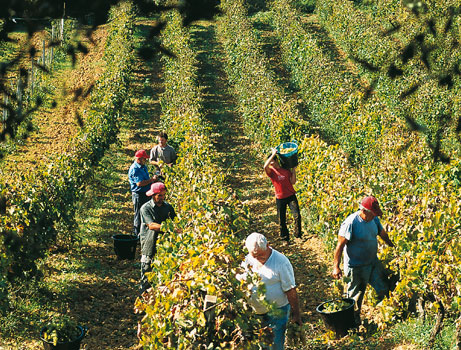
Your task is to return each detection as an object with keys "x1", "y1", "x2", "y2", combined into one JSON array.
[
  {"x1": 1, "y1": 0, "x2": 459, "y2": 165},
  {"x1": 399, "y1": 83, "x2": 420, "y2": 99},
  {"x1": 0, "y1": 0, "x2": 221, "y2": 159},
  {"x1": 351, "y1": 55, "x2": 379, "y2": 72},
  {"x1": 352, "y1": 2, "x2": 461, "y2": 162}
]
